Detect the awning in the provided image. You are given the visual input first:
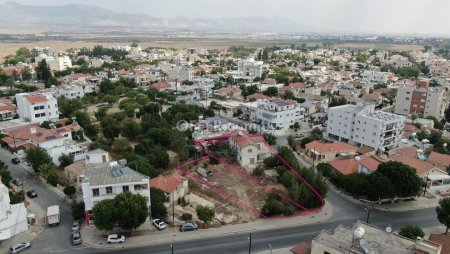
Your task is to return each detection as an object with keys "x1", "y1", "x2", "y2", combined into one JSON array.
[
  {"x1": 428, "y1": 174, "x2": 450, "y2": 181},
  {"x1": 0, "y1": 229, "x2": 11, "y2": 241}
]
